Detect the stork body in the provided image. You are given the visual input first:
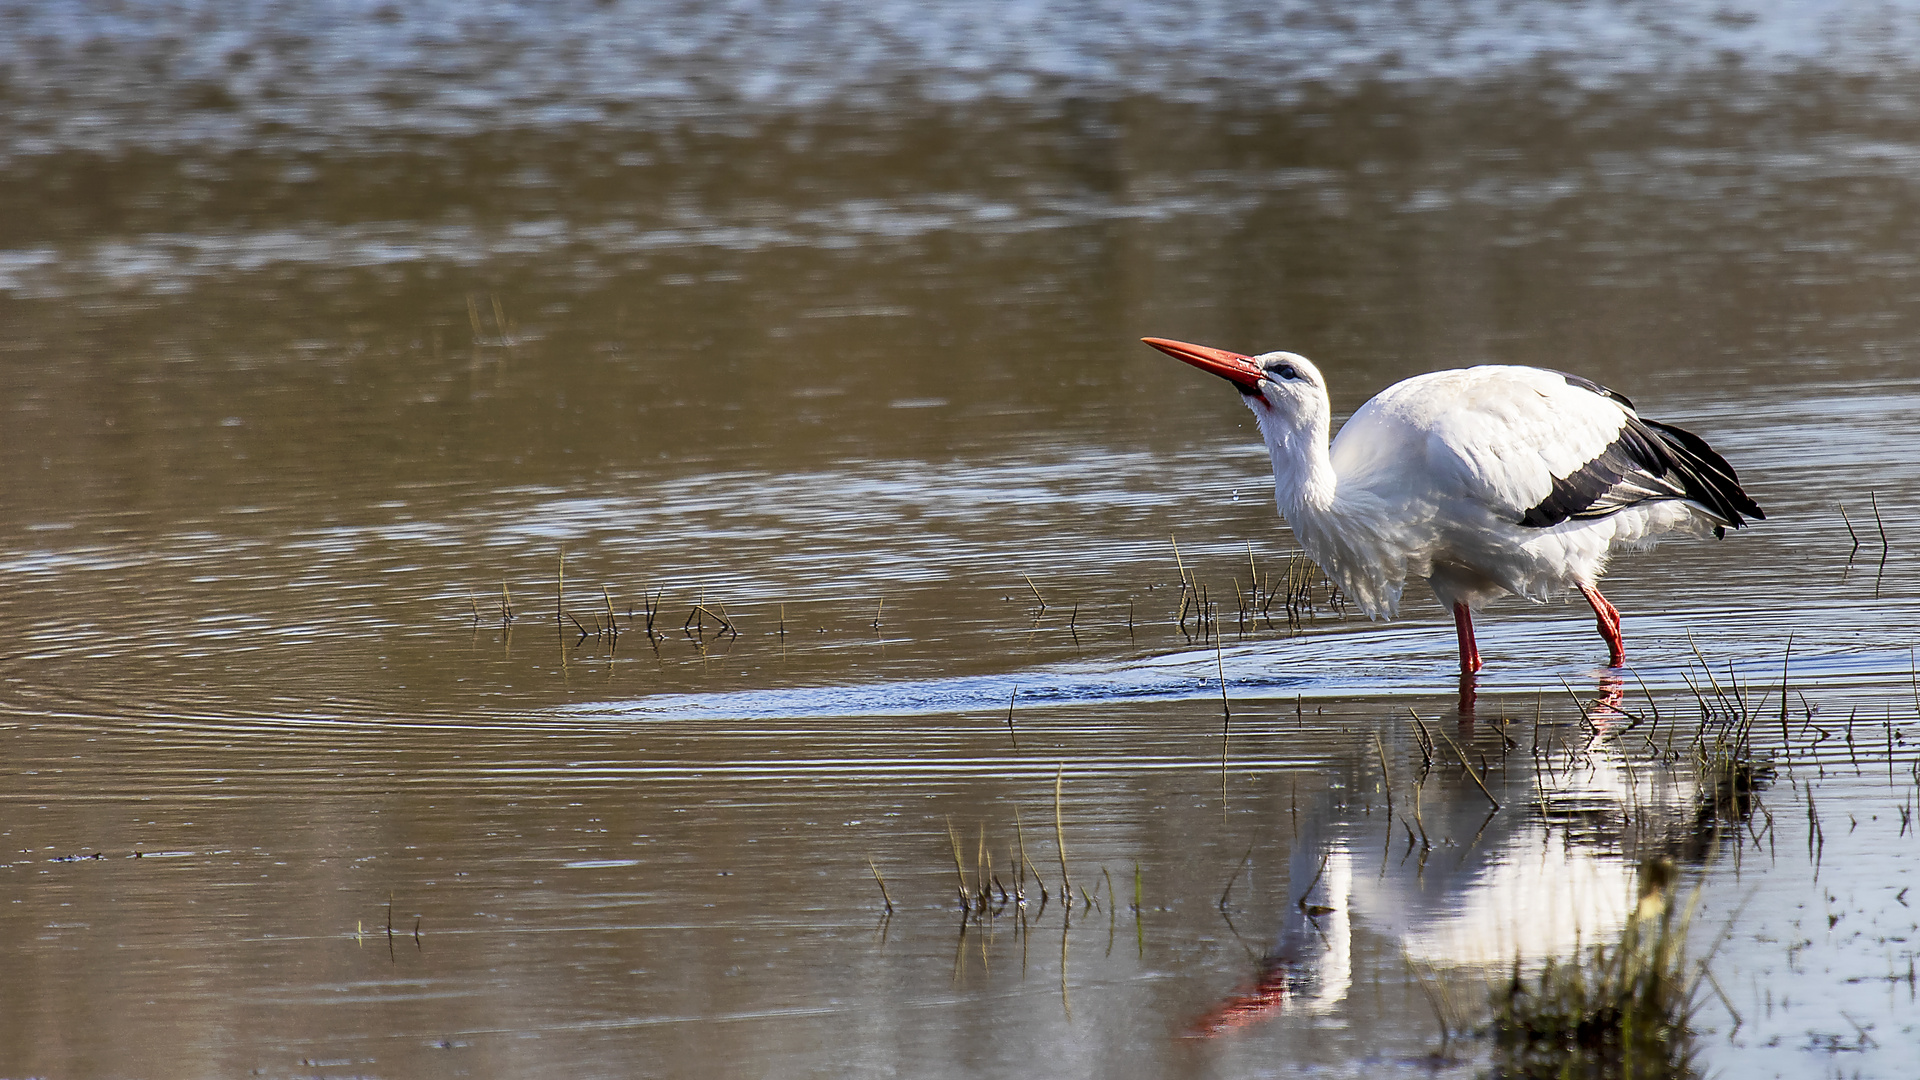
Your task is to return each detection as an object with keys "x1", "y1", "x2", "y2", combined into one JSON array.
[{"x1": 1144, "y1": 338, "x2": 1763, "y2": 673}]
